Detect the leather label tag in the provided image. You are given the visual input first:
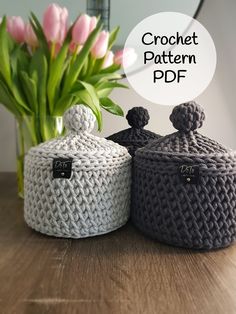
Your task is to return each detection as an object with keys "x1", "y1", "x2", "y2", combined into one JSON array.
[
  {"x1": 53, "y1": 158, "x2": 72, "y2": 179},
  {"x1": 178, "y1": 164, "x2": 200, "y2": 184}
]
